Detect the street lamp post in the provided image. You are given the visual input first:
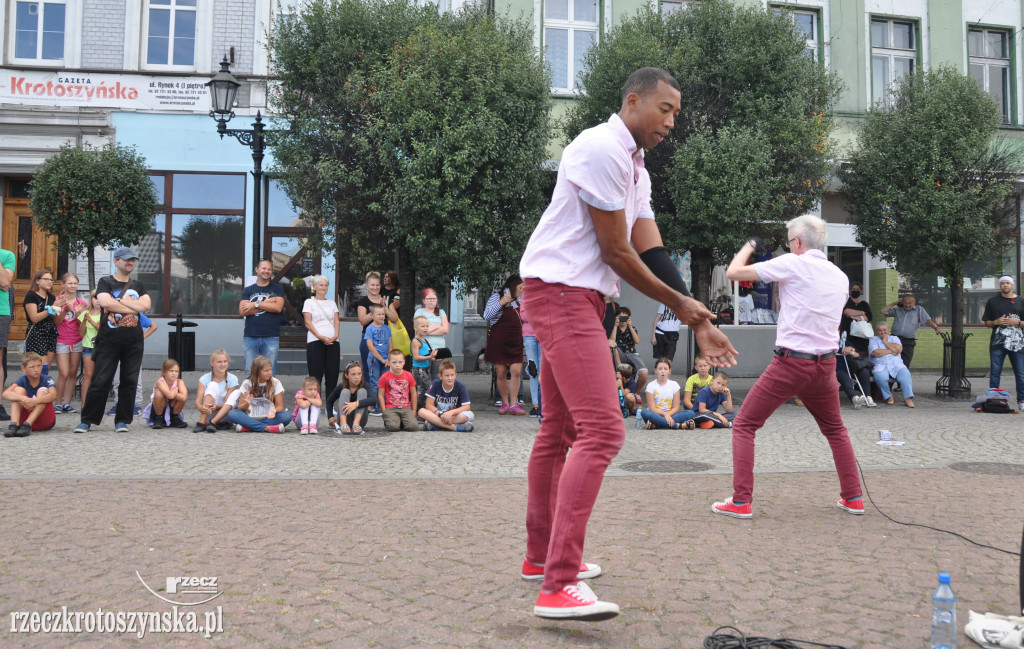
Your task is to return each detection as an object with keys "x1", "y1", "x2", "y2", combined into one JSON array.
[{"x1": 206, "y1": 56, "x2": 275, "y2": 265}]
